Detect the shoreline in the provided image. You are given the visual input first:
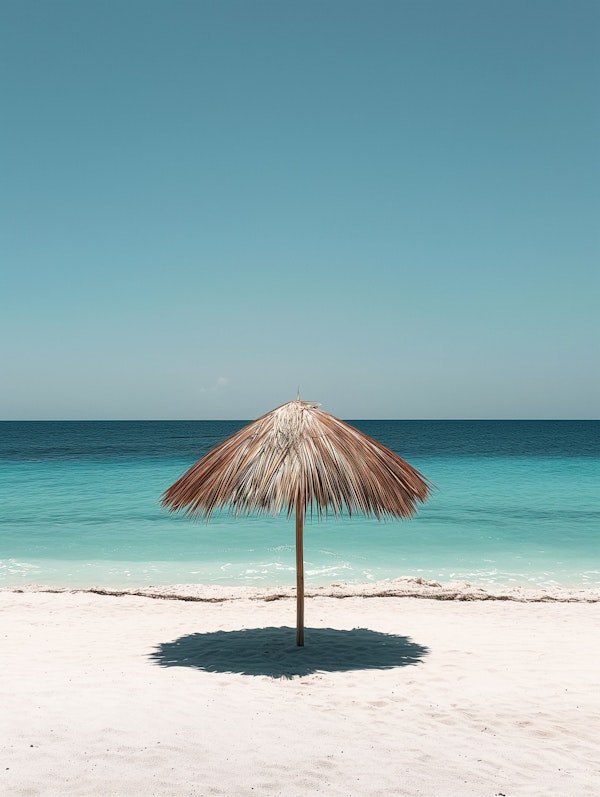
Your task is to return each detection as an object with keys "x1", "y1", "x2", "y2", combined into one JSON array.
[{"x1": 3, "y1": 575, "x2": 599, "y2": 602}]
